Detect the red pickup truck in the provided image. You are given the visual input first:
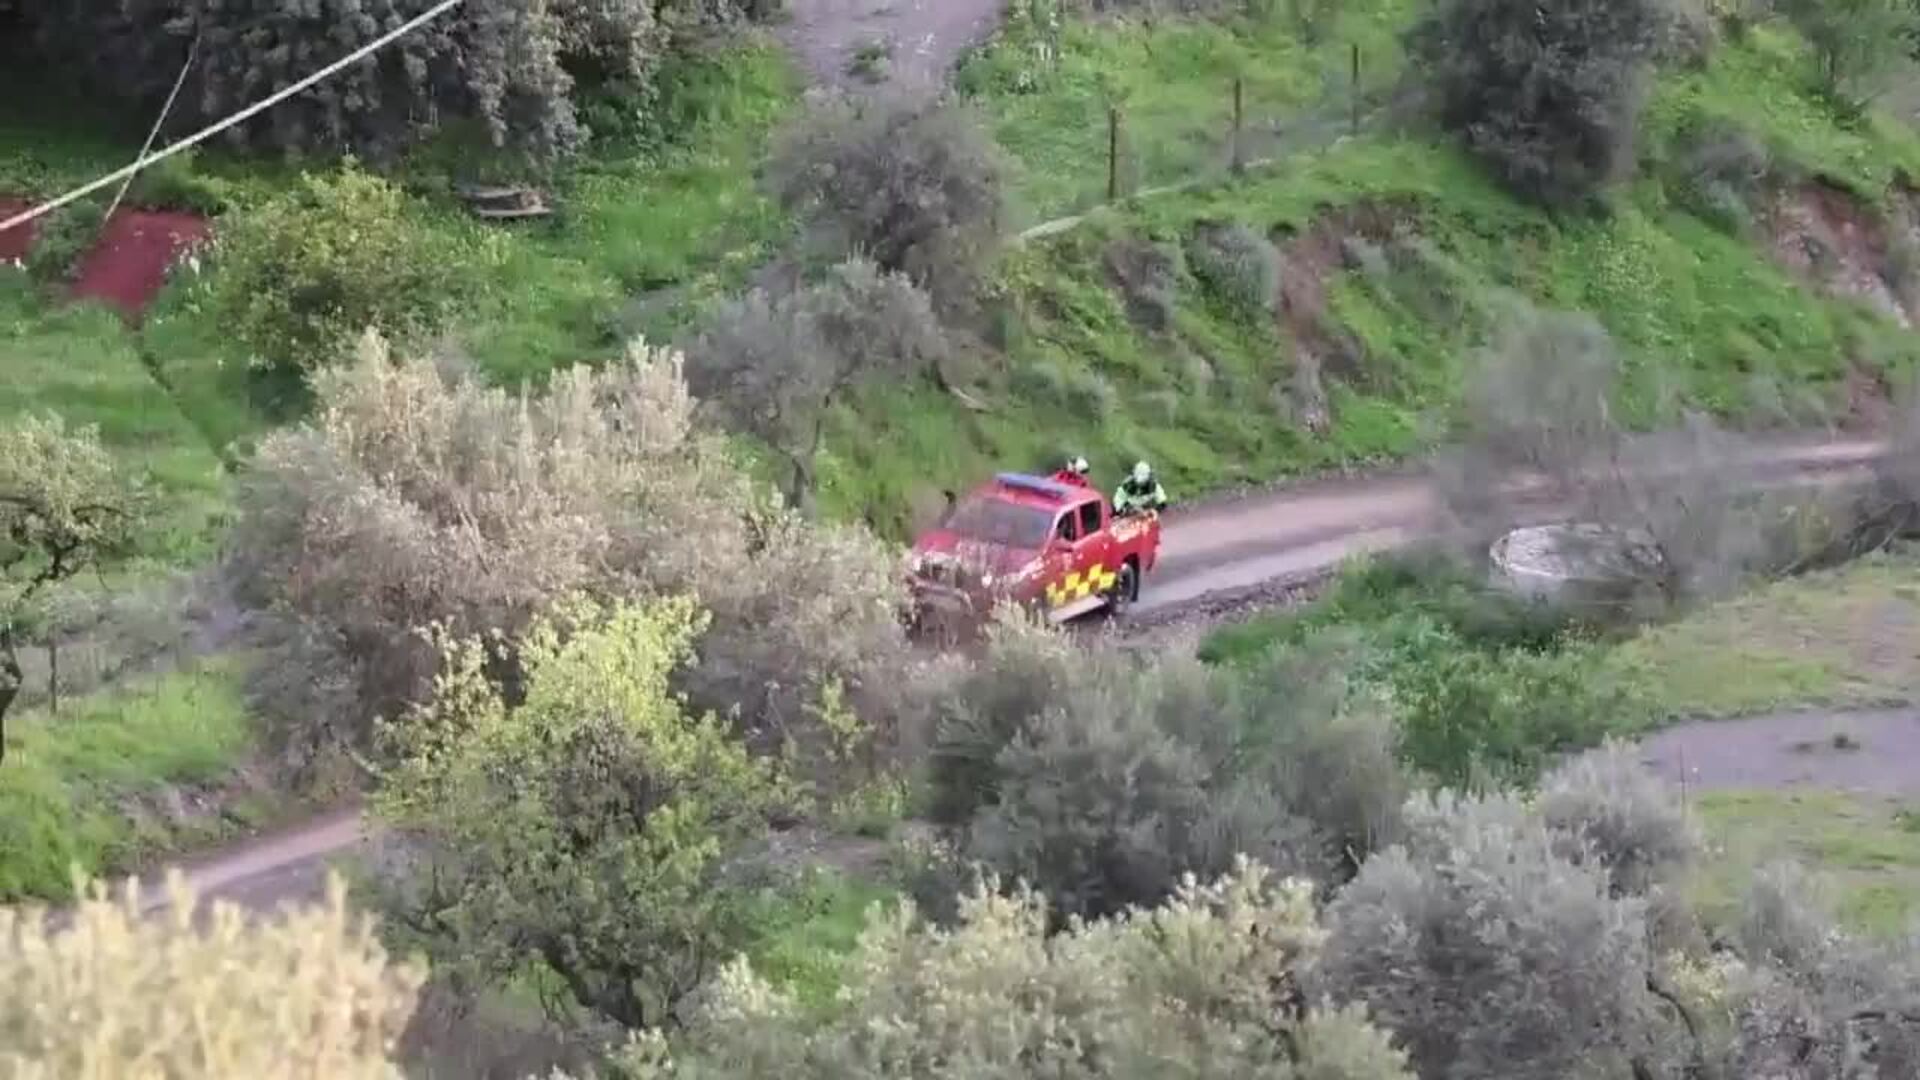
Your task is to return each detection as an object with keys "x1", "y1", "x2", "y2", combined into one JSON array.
[{"x1": 906, "y1": 472, "x2": 1162, "y2": 628}]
